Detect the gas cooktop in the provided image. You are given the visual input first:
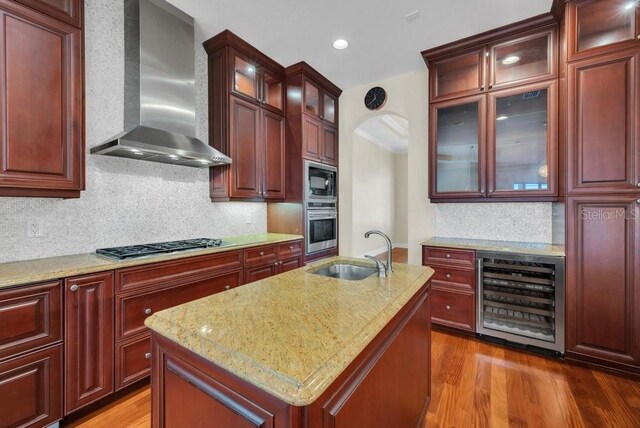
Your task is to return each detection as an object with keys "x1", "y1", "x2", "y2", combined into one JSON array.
[{"x1": 95, "y1": 238, "x2": 234, "y2": 260}]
